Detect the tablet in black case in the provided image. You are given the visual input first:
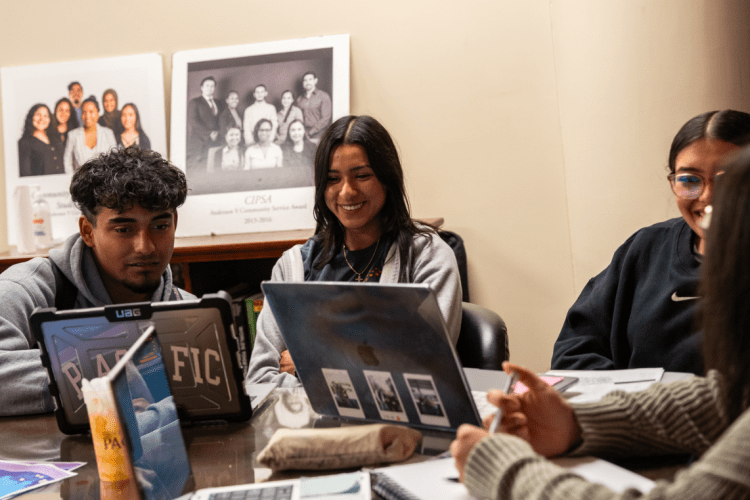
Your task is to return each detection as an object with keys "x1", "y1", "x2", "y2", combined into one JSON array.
[{"x1": 31, "y1": 291, "x2": 252, "y2": 434}]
